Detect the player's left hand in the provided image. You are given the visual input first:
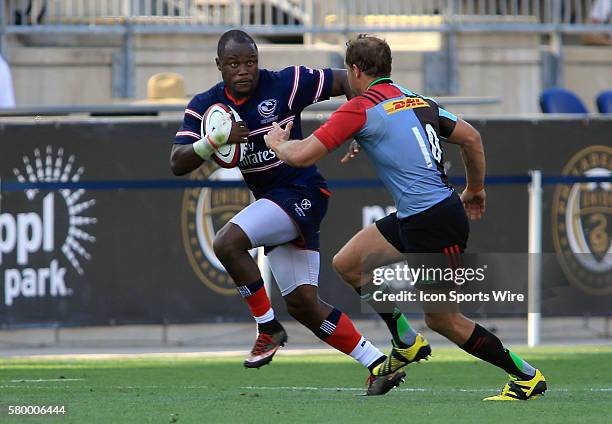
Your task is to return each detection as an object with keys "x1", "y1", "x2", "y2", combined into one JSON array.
[
  {"x1": 264, "y1": 121, "x2": 293, "y2": 150},
  {"x1": 460, "y1": 188, "x2": 486, "y2": 220}
]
